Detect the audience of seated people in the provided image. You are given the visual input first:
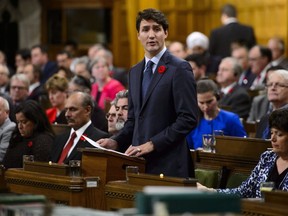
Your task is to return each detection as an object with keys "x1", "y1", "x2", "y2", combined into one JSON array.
[
  {"x1": 2, "y1": 100, "x2": 55, "y2": 169},
  {"x1": 198, "y1": 108, "x2": 288, "y2": 197},
  {"x1": 216, "y1": 57, "x2": 251, "y2": 119},
  {"x1": 186, "y1": 79, "x2": 246, "y2": 150}
]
